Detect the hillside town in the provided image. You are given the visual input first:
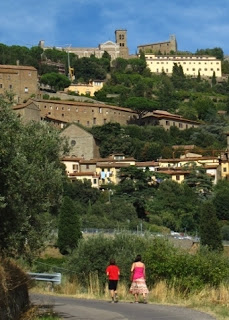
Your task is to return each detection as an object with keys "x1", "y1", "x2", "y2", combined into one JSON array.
[
  {"x1": 1, "y1": 6, "x2": 229, "y2": 319},
  {"x1": 0, "y1": 30, "x2": 228, "y2": 188}
]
